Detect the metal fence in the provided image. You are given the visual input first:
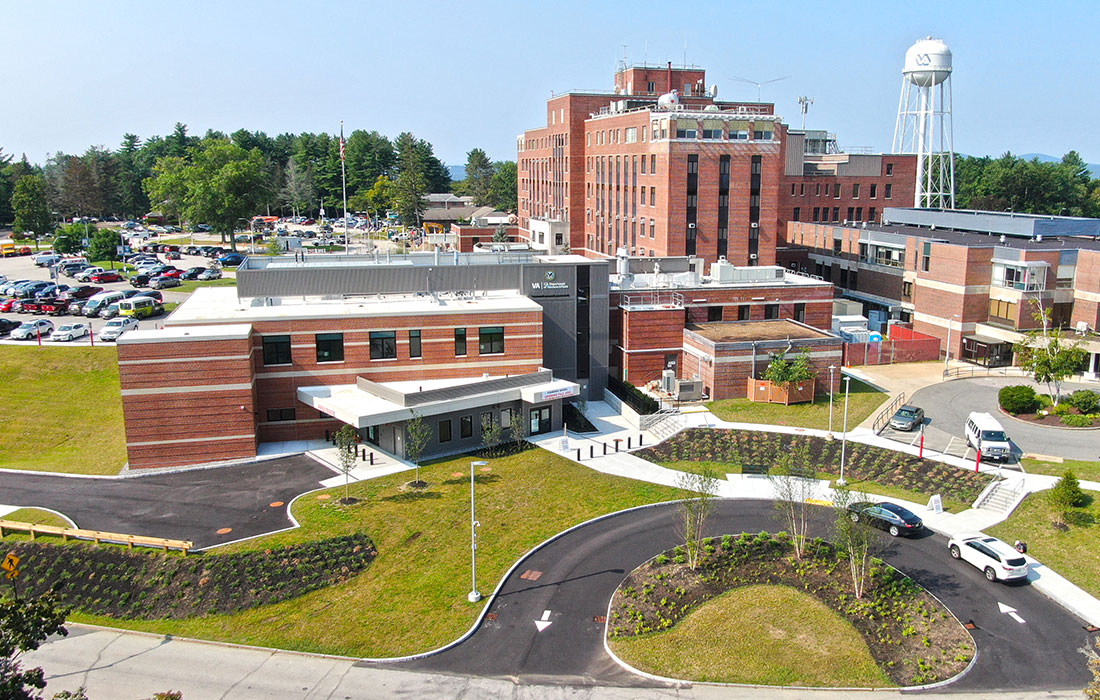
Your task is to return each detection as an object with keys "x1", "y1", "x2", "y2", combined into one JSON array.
[{"x1": 872, "y1": 392, "x2": 908, "y2": 434}]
